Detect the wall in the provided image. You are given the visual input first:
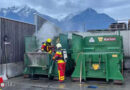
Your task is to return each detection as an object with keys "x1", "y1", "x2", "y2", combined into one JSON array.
[
  {"x1": 0, "y1": 17, "x2": 35, "y2": 79},
  {"x1": 0, "y1": 17, "x2": 35, "y2": 64},
  {"x1": 120, "y1": 31, "x2": 130, "y2": 57}
]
